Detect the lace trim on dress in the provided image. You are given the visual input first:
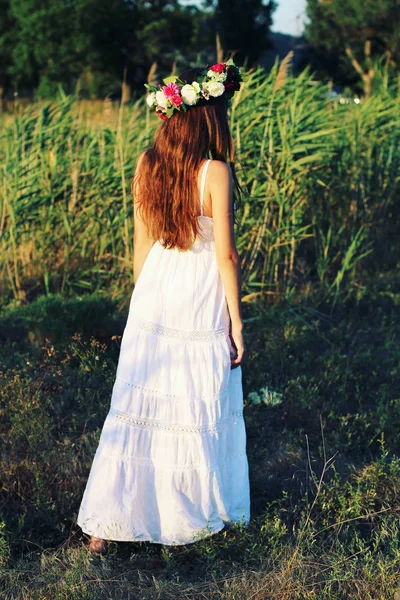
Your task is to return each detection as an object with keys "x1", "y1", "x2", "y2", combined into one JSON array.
[
  {"x1": 109, "y1": 406, "x2": 243, "y2": 435},
  {"x1": 231, "y1": 410, "x2": 243, "y2": 417},
  {"x1": 115, "y1": 377, "x2": 229, "y2": 401},
  {"x1": 130, "y1": 316, "x2": 229, "y2": 342},
  {"x1": 104, "y1": 449, "x2": 247, "y2": 471}
]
